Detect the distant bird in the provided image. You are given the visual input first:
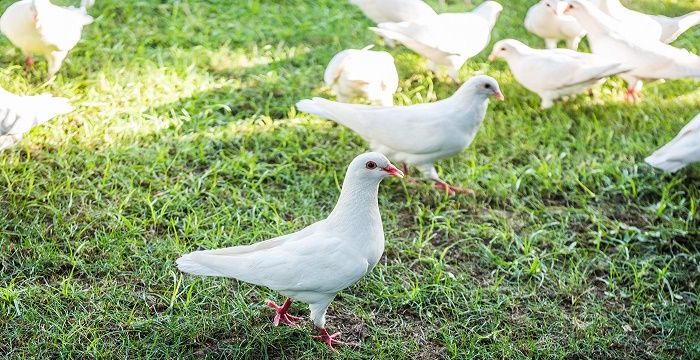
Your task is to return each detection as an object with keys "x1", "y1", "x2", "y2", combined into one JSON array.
[
  {"x1": 565, "y1": 0, "x2": 700, "y2": 102},
  {"x1": 177, "y1": 152, "x2": 403, "y2": 351},
  {"x1": 0, "y1": 0, "x2": 94, "y2": 80},
  {"x1": 645, "y1": 113, "x2": 700, "y2": 173},
  {"x1": 488, "y1": 39, "x2": 627, "y2": 108},
  {"x1": 0, "y1": 86, "x2": 73, "y2": 151},
  {"x1": 597, "y1": 0, "x2": 700, "y2": 44},
  {"x1": 296, "y1": 75, "x2": 503, "y2": 195},
  {"x1": 324, "y1": 46, "x2": 399, "y2": 106},
  {"x1": 524, "y1": 0, "x2": 586, "y2": 50},
  {"x1": 370, "y1": 1, "x2": 502, "y2": 82},
  {"x1": 349, "y1": 0, "x2": 437, "y2": 47}
]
